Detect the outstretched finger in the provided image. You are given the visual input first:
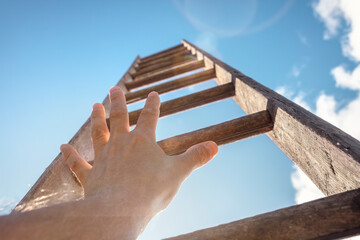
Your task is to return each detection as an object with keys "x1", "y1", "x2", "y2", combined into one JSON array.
[
  {"x1": 135, "y1": 91, "x2": 160, "y2": 140},
  {"x1": 175, "y1": 141, "x2": 218, "y2": 176},
  {"x1": 61, "y1": 144, "x2": 92, "y2": 185},
  {"x1": 109, "y1": 86, "x2": 129, "y2": 136},
  {"x1": 91, "y1": 103, "x2": 109, "y2": 158}
]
